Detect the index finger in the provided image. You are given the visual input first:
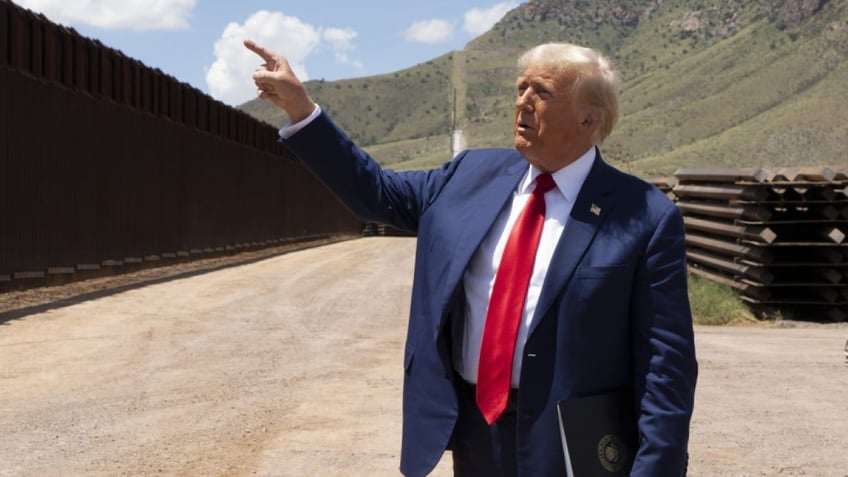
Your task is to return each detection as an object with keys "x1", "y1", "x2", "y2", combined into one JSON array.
[{"x1": 244, "y1": 39, "x2": 275, "y2": 63}]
